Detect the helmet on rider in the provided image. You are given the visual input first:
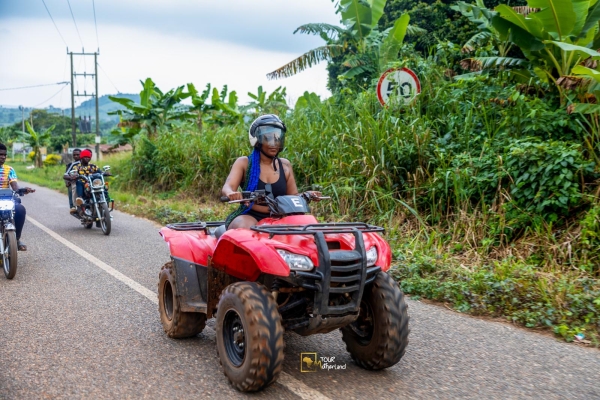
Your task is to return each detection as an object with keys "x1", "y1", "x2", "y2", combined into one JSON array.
[{"x1": 248, "y1": 114, "x2": 286, "y2": 154}]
